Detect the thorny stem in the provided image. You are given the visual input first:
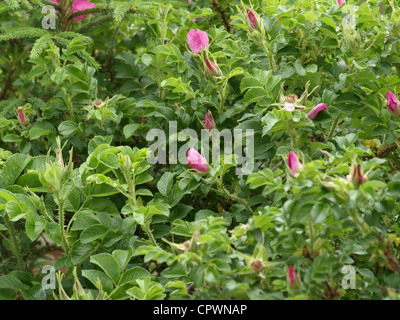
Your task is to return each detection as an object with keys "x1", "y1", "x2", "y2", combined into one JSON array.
[
  {"x1": 261, "y1": 40, "x2": 277, "y2": 73},
  {"x1": 56, "y1": 194, "x2": 70, "y2": 254},
  {"x1": 61, "y1": 87, "x2": 75, "y2": 121},
  {"x1": 348, "y1": 209, "x2": 369, "y2": 235},
  {"x1": 66, "y1": 195, "x2": 92, "y2": 235},
  {"x1": 327, "y1": 116, "x2": 340, "y2": 141},
  {"x1": 212, "y1": 187, "x2": 254, "y2": 213},
  {"x1": 143, "y1": 222, "x2": 158, "y2": 247},
  {"x1": 4, "y1": 215, "x2": 24, "y2": 268}
]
